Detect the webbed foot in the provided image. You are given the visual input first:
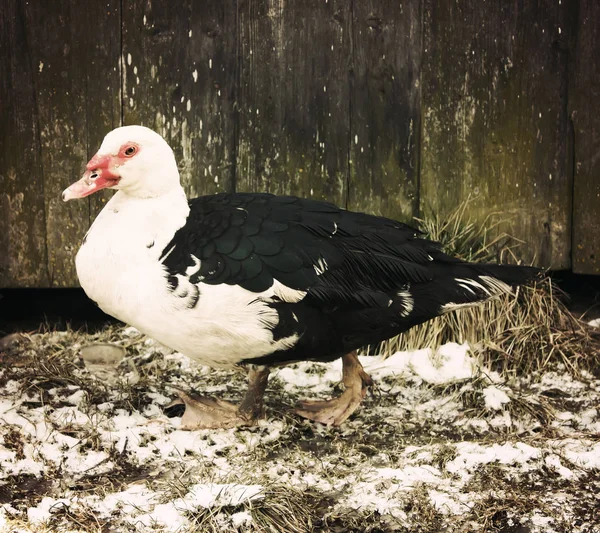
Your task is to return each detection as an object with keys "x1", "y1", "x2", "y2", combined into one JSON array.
[
  {"x1": 295, "y1": 351, "x2": 373, "y2": 426},
  {"x1": 165, "y1": 365, "x2": 271, "y2": 430}
]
